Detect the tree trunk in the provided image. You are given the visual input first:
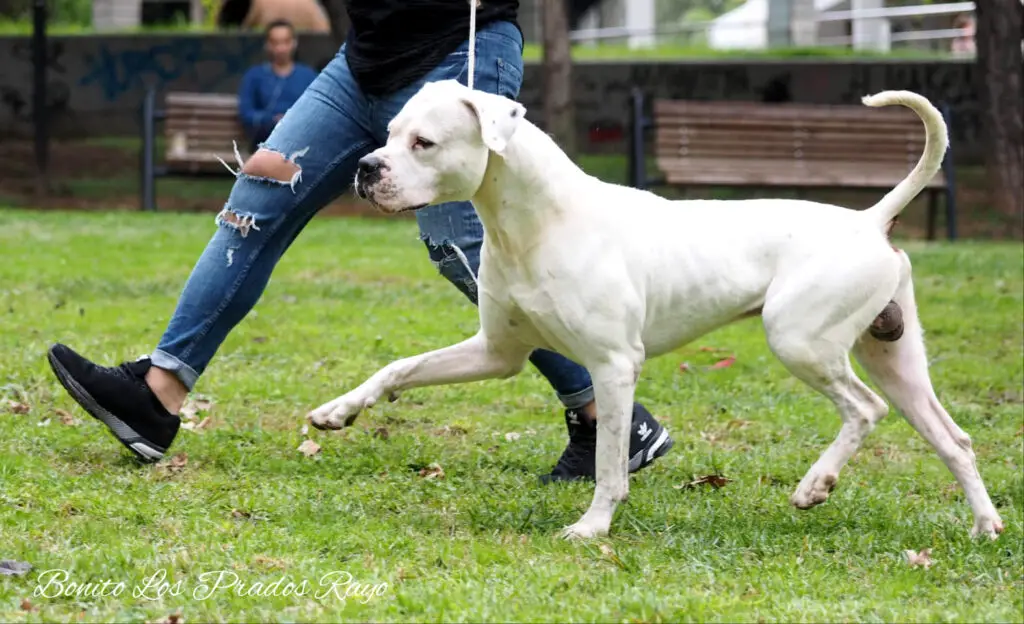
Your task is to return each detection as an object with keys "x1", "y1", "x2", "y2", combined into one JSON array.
[
  {"x1": 541, "y1": 0, "x2": 577, "y2": 159},
  {"x1": 975, "y1": 0, "x2": 1024, "y2": 231},
  {"x1": 321, "y1": 0, "x2": 350, "y2": 47}
]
